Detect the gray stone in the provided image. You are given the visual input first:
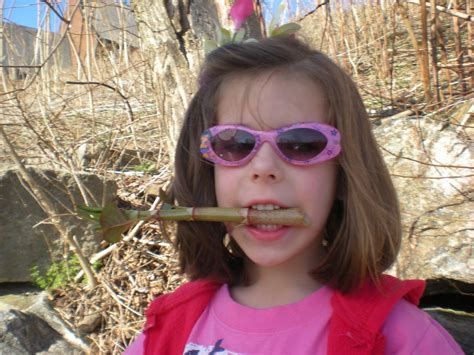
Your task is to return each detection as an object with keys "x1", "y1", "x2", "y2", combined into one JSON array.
[
  {"x1": 27, "y1": 292, "x2": 90, "y2": 352},
  {"x1": 0, "y1": 284, "x2": 89, "y2": 353},
  {"x1": 0, "y1": 309, "x2": 78, "y2": 354},
  {"x1": 426, "y1": 308, "x2": 474, "y2": 354},
  {"x1": 374, "y1": 116, "x2": 473, "y2": 283},
  {"x1": 0, "y1": 168, "x2": 116, "y2": 283},
  {"x1": 0, "y1": 283, "x2": 42, "y2": 312}
]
